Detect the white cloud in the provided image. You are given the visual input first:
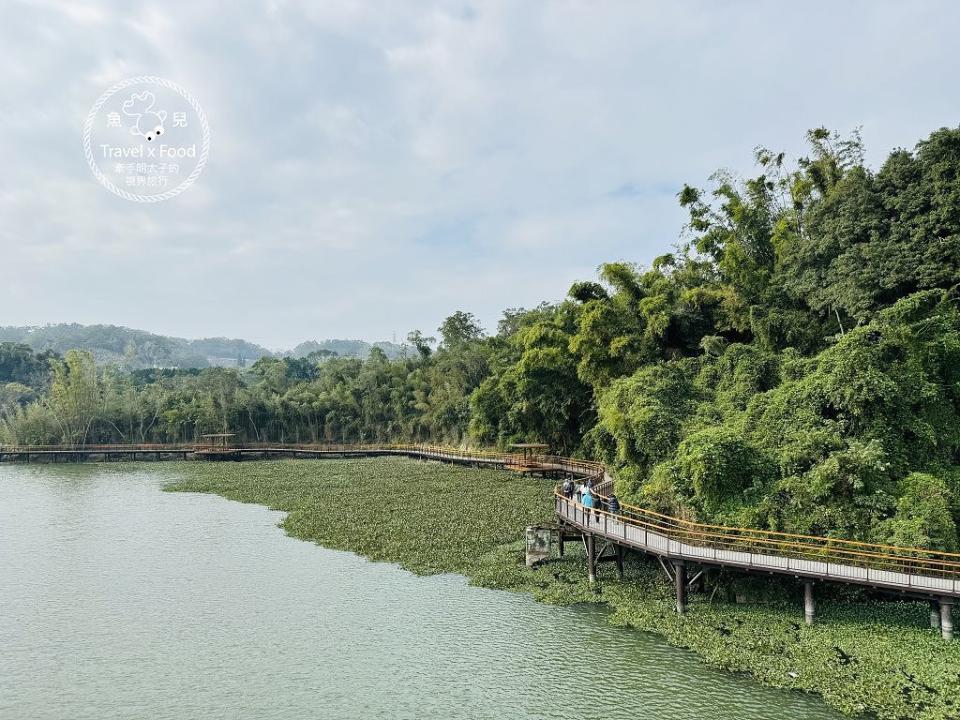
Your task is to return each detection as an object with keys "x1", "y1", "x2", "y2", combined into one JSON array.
[{"x1": 1, "y1": 0, "x2": 958, "y2": 346}]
